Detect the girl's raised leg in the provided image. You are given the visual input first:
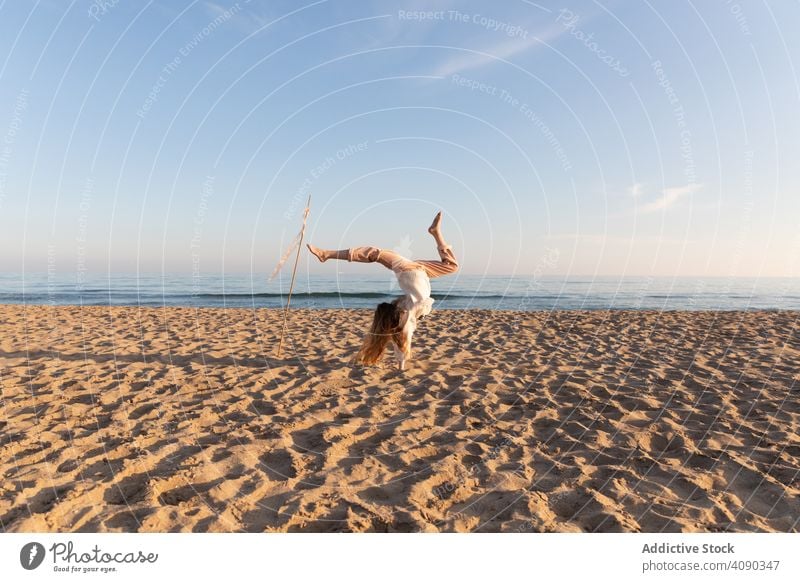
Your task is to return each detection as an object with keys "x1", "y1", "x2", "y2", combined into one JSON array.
[
  {"x1": 307, "y1": 244, "x2": 416, "y2": 272},
  {"x1": 416, "y1": 212, "x2": 459, "y2": 277},
  {"x1": 307, "y1": 244, "x2": 347, "y2": 262}
]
